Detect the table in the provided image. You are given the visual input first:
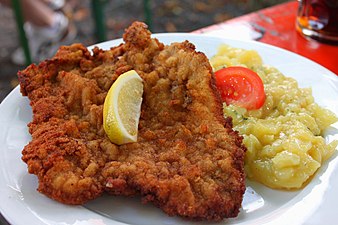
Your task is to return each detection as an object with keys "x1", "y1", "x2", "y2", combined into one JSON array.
[{"x1": 193, "y1": 0, "x2": 338, "y2": 76}]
